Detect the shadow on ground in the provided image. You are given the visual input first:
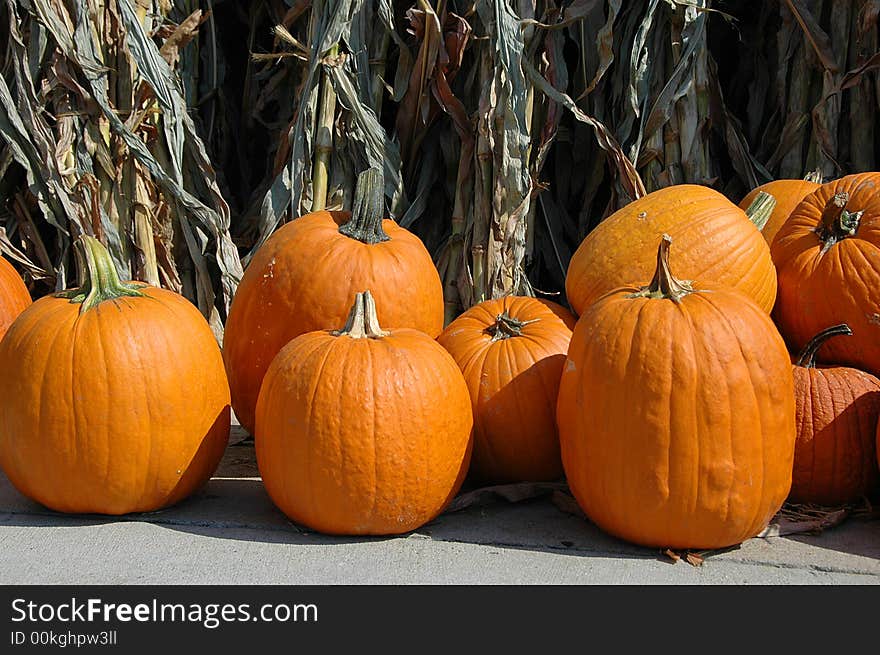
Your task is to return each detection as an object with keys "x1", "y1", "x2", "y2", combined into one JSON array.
[{"x1": 2, "y1": 436, "x2": 878, "y2": 568}]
